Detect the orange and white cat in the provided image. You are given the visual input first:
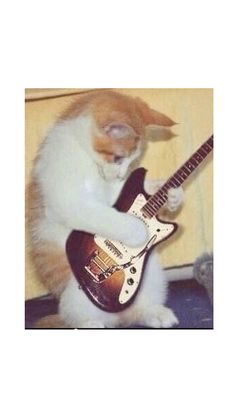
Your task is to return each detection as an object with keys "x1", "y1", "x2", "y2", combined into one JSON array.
[{"x1": 27, "y1": 90, "x2": 183, "y2": 328}]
